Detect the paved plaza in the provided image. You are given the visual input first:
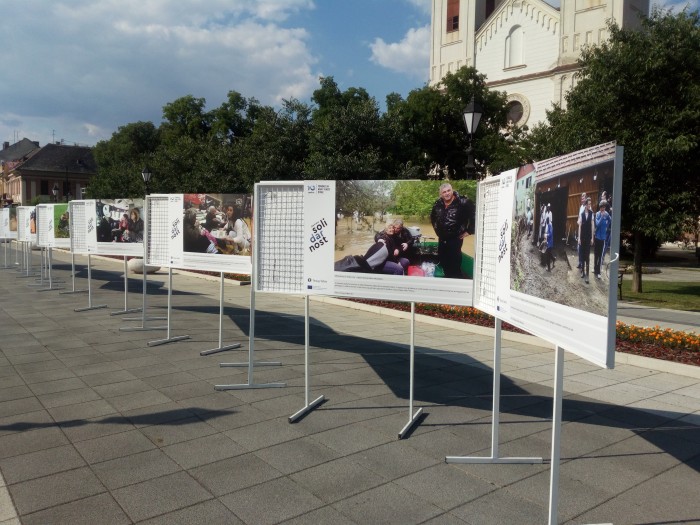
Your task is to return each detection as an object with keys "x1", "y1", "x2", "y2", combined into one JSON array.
[{"x1": 0, "y1": 249, "x2": 699, "y2": 524}]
